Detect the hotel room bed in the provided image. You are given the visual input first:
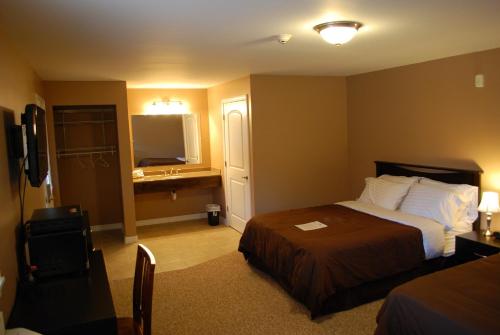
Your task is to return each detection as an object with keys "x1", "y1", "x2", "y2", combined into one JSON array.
[
  {"x1": 375, "y1": 253, "x2": 500, "y2": 335},
  {"x1": 239, "y1": 203, "x2": 429, "y2": 317},
  {"x1": 238, "y1": 161, "x2": 482, "y2": 318}
]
